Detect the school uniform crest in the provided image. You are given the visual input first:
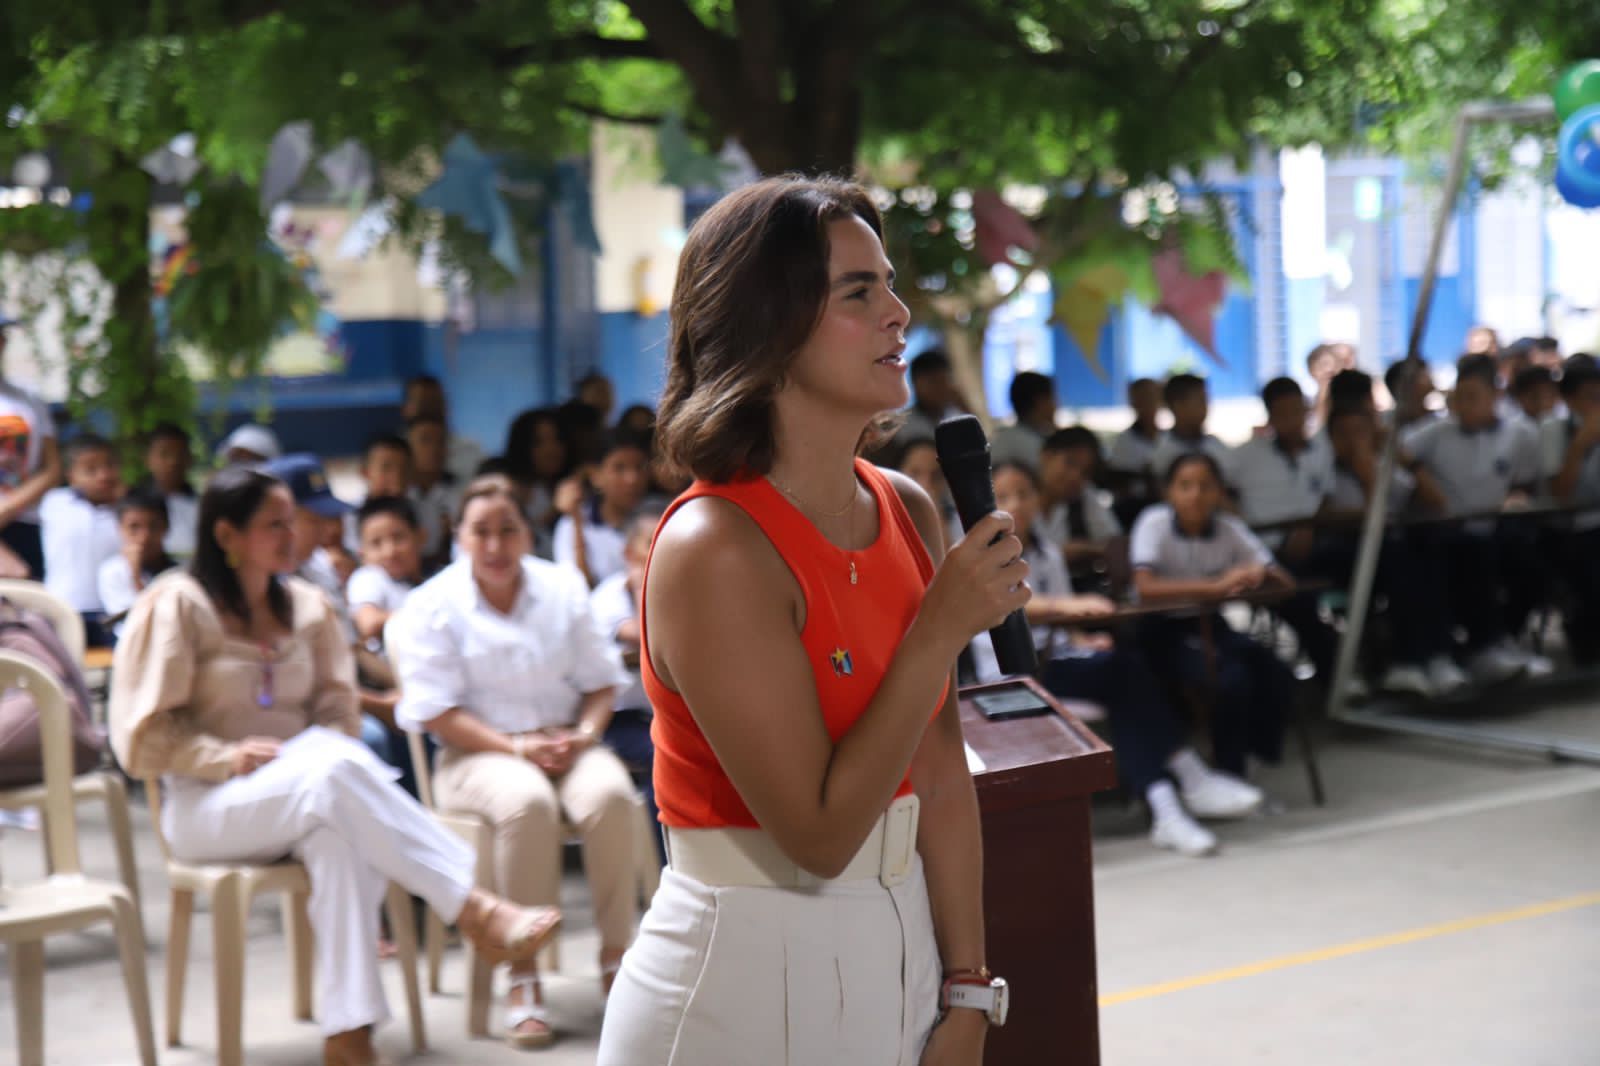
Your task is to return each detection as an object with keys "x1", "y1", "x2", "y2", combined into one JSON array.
[{"x1": 829, "y1": 648, "x2": 854, "y2": 678}]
